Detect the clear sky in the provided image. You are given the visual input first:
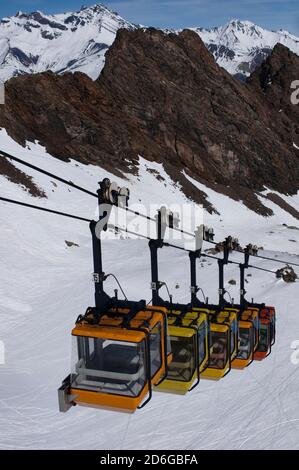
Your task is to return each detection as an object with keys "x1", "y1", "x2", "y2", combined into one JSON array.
[{"x1": 2, "y1": 1, "x2": 299, "y2": 35}]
